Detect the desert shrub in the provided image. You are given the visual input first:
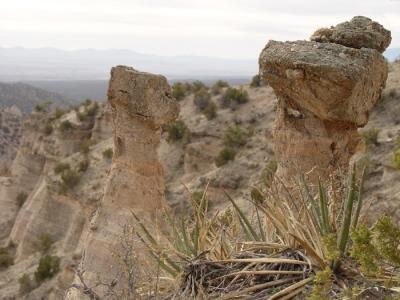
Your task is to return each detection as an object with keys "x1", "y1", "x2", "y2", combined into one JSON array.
[
  {"x1": 191, "y1": 80, "x2": 208, "y2": 93},
  {"x1": 42, "y1": 123, "x2": 53, "y2": 136},
  {"x1": 308, "y1": 268, "x2": 333, "y2": 300},
  {"x1": 203, "y1": 101, "x2": 217, "y2": 120},
  {"x1": 394, "y1": 149, "x2": 400, "y2": 170},
  {"x1": 102, "y1": 148, "x2": 113, "y2": 159},
  {"x1": 211, "y1": 80, "x2": 229, "y2": 95},
  {"x1": 374, "y1": 216, "x2": 400, "y2": 266},
  {"x1": 59, "y1": 120, "x2": 73, "y2": 132},
  {"x1": 86, "y1": 102, "x2": 99, "y2": 116},
  {"x1": 261, "y1": 161, "x2": 278, "y2": 187},
  {"x1": 34, "y1": 233, "x2": 53, "y2": 254},
  {"x1": 78, "y1": 159, "x2": 90, "y2": 172},
  {"x1": 61, "y1": 169, "x2": 80, "y2": 189},
  {"x1": 0, "y1": 248, "x2": 13, "y2": 268},
  {"x1": 54, "y1": 162, "x2": 70, "y2": 175},
  {"x1": 360, "y1": 128, "x2": 380, "y2": 146},
  {"x1": 34, "y1": 101, "x2": 51, "y2": 112},
  {"x1": 18, "y1": 274, "x2": 35, "y2": 295},
  {"x1": 16, "y1": 191, "x2": 28, "y2": 208},
  {"x1": 215, "y1": 147, "x2": 236, "y2": 167},
  {"x1": 250, "y1": 74, "x2": 261, "y2": 87},
  {"x1": 250, "y1": 187, "x2": 264, "y2": 203},
  {"x1": 79, "y1": 141, "x2": 91, "y2": 154},
  {"x1": 350, "y1": 225, "x2": 379, "y2": 274},
  {"x1": 194, "y1": 88, "x2": 211, "y2": 111},
  {"x1": 34, "y1": 255, "x2": 60, "y2": 283},
  {"x1": 76, "y1": 111, "x2": 87, "y2": 121},
  {"x1": 166, "y1": 120, "x2": 191, "y2": 143},
  {"x1": 221, "y1": 87, "x2": 249, "y2": 108},
  {"x1": 223, "y1": 125, "x2": 247, "y2": 148},
  {"x1": 83, "y1": 99, "x2": 92, "y2": 107},
  {"x1": 53, "y1": 108, "x2": 65, "y2": 119},
  {"x1": 172, "y1": 82, "x2": 186, "y2": 101}
]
